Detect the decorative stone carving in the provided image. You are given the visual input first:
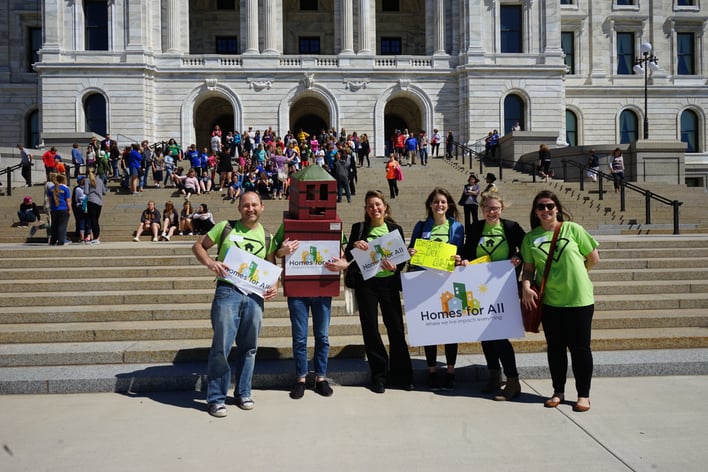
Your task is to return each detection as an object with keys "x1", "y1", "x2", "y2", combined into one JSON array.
[
  {"x1": 303, "y1": 73, "x2": 315, "y2": 89},
  {"x1": 345, "y1": 80, "x2": 369, "y2": 91},
  {"x1": 248, "y1": 79, "x2": 273, "y2": 91}
]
